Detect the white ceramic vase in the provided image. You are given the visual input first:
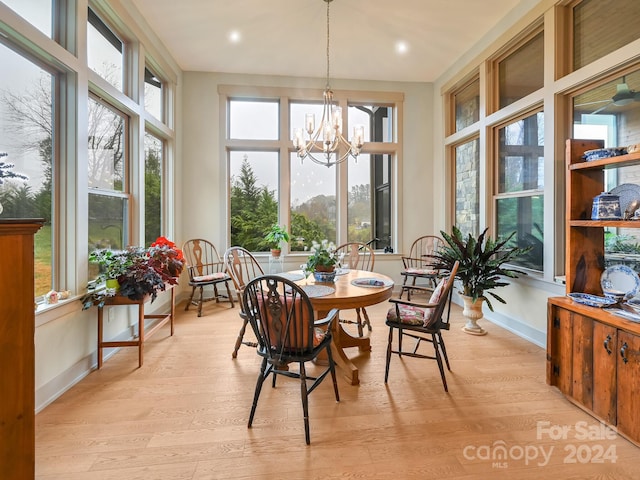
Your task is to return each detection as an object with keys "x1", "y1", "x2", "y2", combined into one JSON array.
[{"x1": 461, "y1": 294, "x2": 488, "y2": 336}]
